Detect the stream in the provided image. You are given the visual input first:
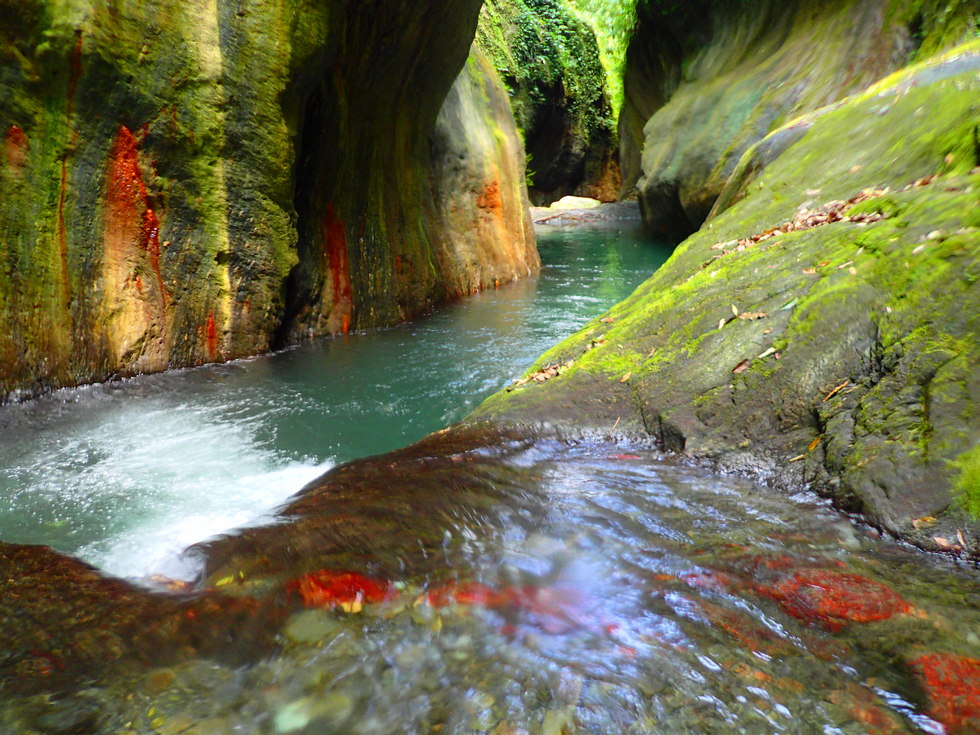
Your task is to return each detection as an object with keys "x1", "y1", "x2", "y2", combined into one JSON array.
[{"x1": 1, "y1": 217, "x2": 979, "y2": 735}]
